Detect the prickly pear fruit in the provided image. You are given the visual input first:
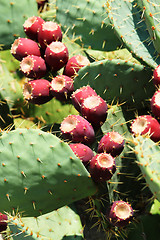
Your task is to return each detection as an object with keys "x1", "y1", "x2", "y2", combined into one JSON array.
[
  {"x1": 71, "y1": 86, "x2": 97, "y2": 112},
  {"x1": 38, "y1": 21, "x2": 62, "y2": 49},
  {"x1": 11, "y1": 38, "x2": 41, "y2": 61},
  {"x1": 98, "y1": 131, "x2": 125, "y2": 157},
  {"x1": 63, "y1": 55, "x2": 90, "y2": 78},
  {"x1": 20, "y1": 55, "x2": 47, "y2": 79},
  {"x1": 130, "y1": 115, "x2": 160, "y2": 142},
  {"x1": 23, "y1": 16, "x2": 45, "y2": 41},
  {"x1": 153, "y1": 65, "x2": 160, "y2": 86},
  {"x1": 0, "y1": 213, "x2": 8, "y2": 232},
  {"x1": 108, "y1": 200, "x2": 134, "y2": 227},
  {"x1": 50, "y1": 75, "x2": 74, "y2": 101},
  {"x1": 150, "y1": 90, "x2": 160, "y2": 119},
  {"x1": 89, "y1": 153, "x2": 116, "y2": 182},
  {"x1": 81, "y1": 95, "x2": 108, "y2": 129},
  {"x1": 23, "y1": 79, "x2": 52, "y2": 105},
  {"x1": 60, "y1": 115, "x2": 95, "y2": 144},
  {"x1": 44, "y1": 41, "x2": 69, "y2": 72},
  {"x1": 69, "y1": 143, "x2": 94, "y2": 167}
]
